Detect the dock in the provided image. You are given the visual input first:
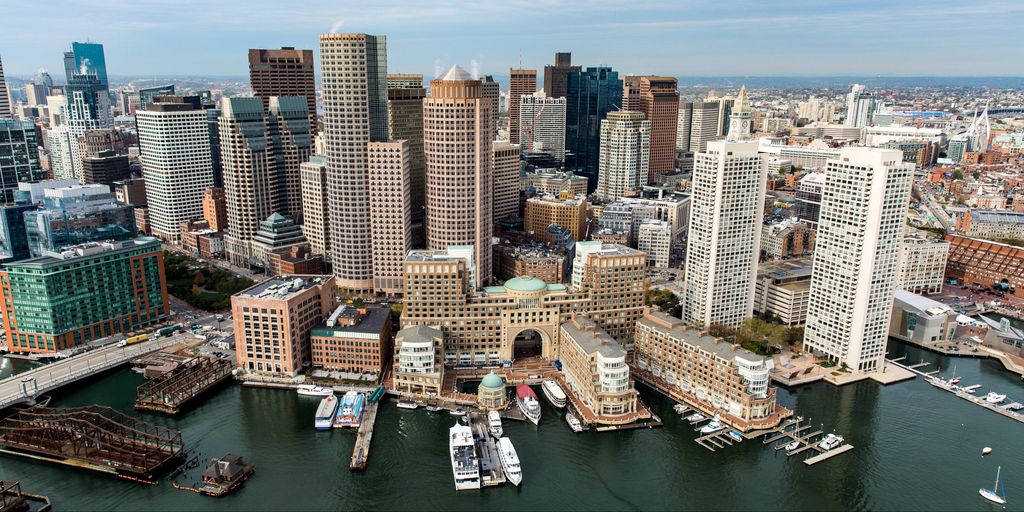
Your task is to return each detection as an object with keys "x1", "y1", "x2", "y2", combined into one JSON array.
[
  {"x1": 467, "y1": 412, "x2": 505, "y2": 487},
  {"x1": 804, "y1": 444, "x2": 855, "y2": 465},
  {"x1": 135, "y1": 357, "x2": 234, "y2": 414},
  {"x1": 0, "y1": 481, "x2": 51, "y2": 512},
  {"x1": 349, "y1": 400, "x2": 380, "y2": 471},
  {"x1": 926, "y1": 378, "x2": 1024, "y2": 424},
  {"x1": 755, "y1": 418, "x2": 853, "y2": 465}
]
